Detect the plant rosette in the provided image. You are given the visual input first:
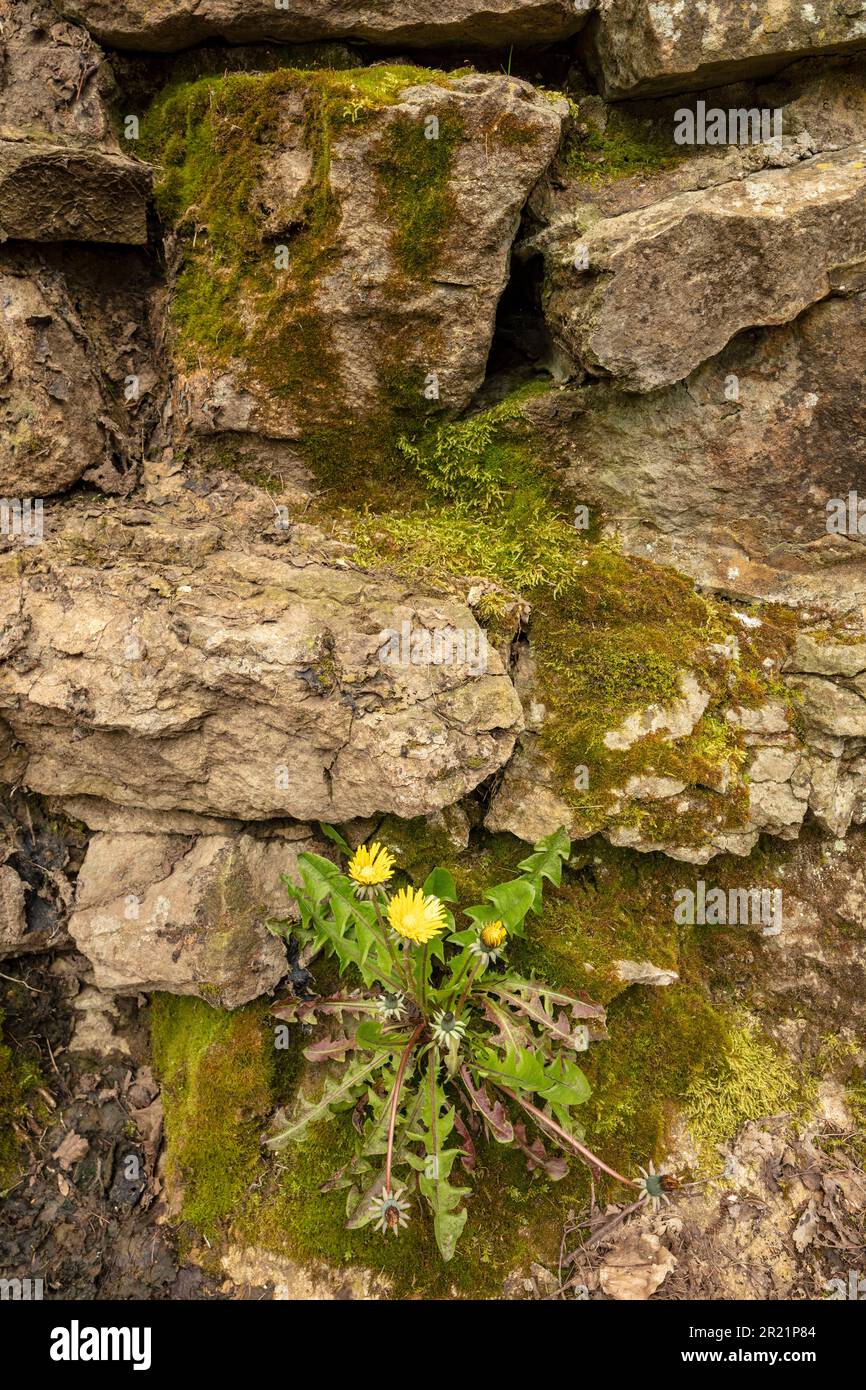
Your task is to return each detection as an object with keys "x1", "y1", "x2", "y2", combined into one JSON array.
[{"x1": 266, "y1": 827, "x2": 642, "y2": 1260}]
